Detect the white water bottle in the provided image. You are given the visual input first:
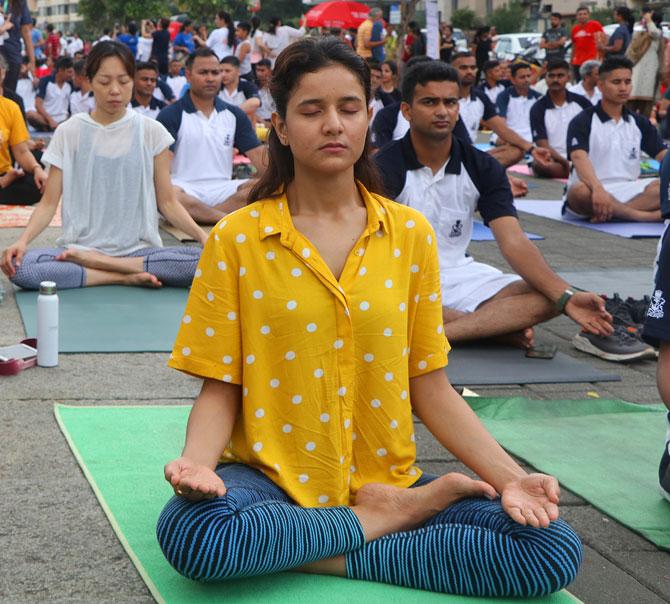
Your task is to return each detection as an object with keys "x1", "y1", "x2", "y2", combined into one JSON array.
[{"x1": 37, "y1": 280, "x2": 59, "y2": 367}]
